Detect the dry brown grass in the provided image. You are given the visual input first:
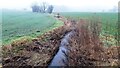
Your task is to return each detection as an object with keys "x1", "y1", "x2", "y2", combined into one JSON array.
[
  {"x1": 2, "y1": 16, "x2": 119, "y2": 67},
  {"x1": 2, "y1": 24, "x2": 71, "y2": 67},
  {"x1": 67, "y1": 18, "x2": 119, "y2": 66}
]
